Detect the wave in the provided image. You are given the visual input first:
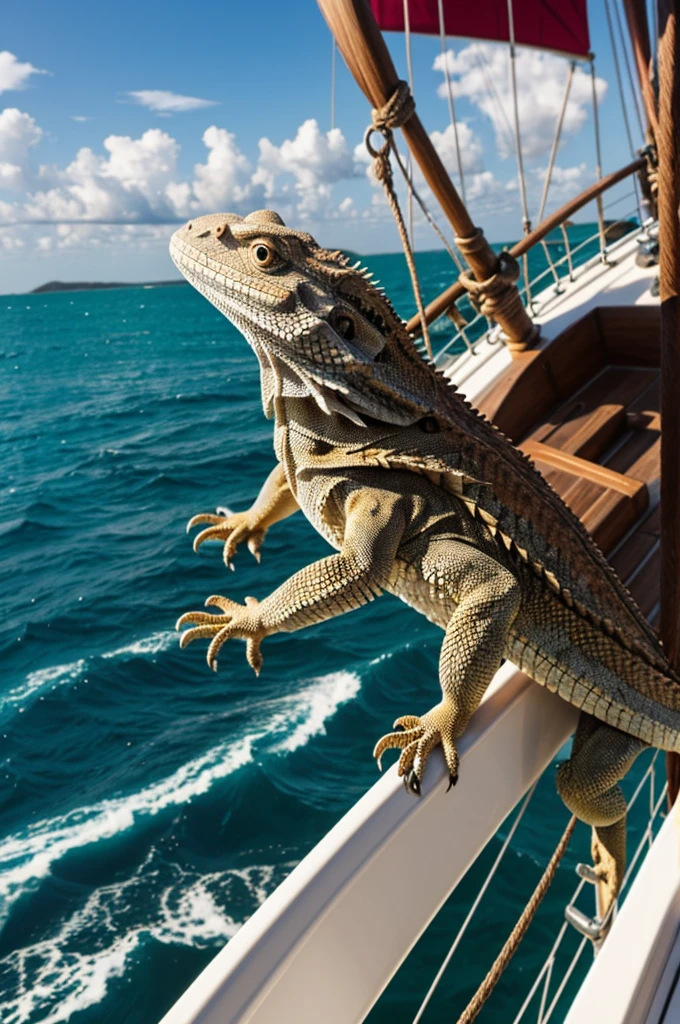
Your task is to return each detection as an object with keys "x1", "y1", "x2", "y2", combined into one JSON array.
[
  {"x1": 1, "y1": 659, "x2": 87, "y2": 711},
  {"x1": 0, "y1": 670, "x2": 360, "y2": 921},
  {"x1": 101, "y1": 630, "x2": 176, "y2": 659},
  {"x1": 0, "y1": 857, "x2": 267, "y2": 1024},
  {"x1": 0, "y1": 629, "x2": 178, "y2": 716}
]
